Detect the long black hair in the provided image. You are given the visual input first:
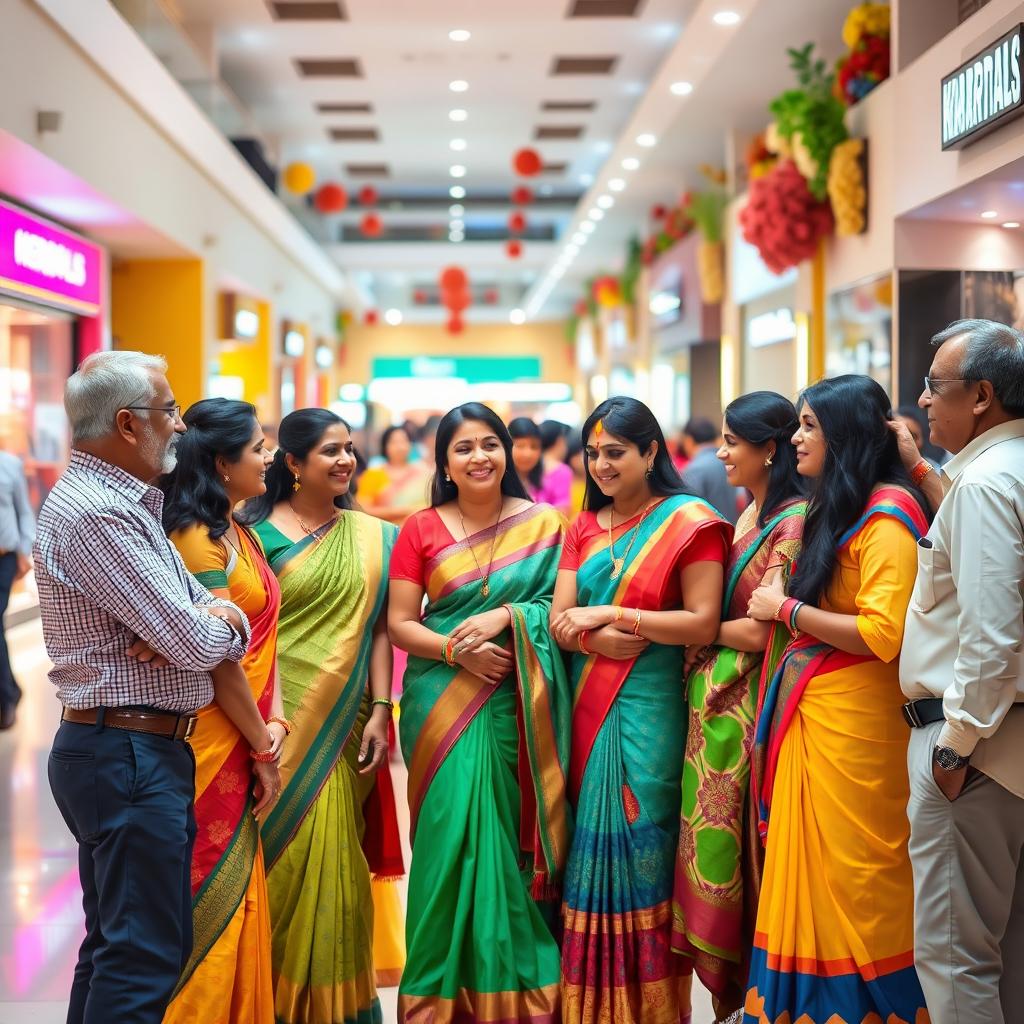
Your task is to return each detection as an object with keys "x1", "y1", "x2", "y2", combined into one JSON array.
[
  {"x1": 539, "y1": 419, "x2": 568, "y2": 453},
  {"x1": 789, "y1": 375, "x2": 930, "y2": 605},
  {"x1": 430, "y1": 403, "x2": 531, "y2": 506},
  {"x1": 723, "y1": 391, "x2": 805, "y2": 527},
  {"x1": 159, "y1": 398, "x2": 259, "y2": 539},
  {"x1": 239, "y1": 407, "x2": 352, "y2": 524},
  {"x1": 507, "y1": 416, "x2": 545, "y2": 491},
  {"x1": 580, "y1": 396, "x2": 687, "y2": 511}
]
